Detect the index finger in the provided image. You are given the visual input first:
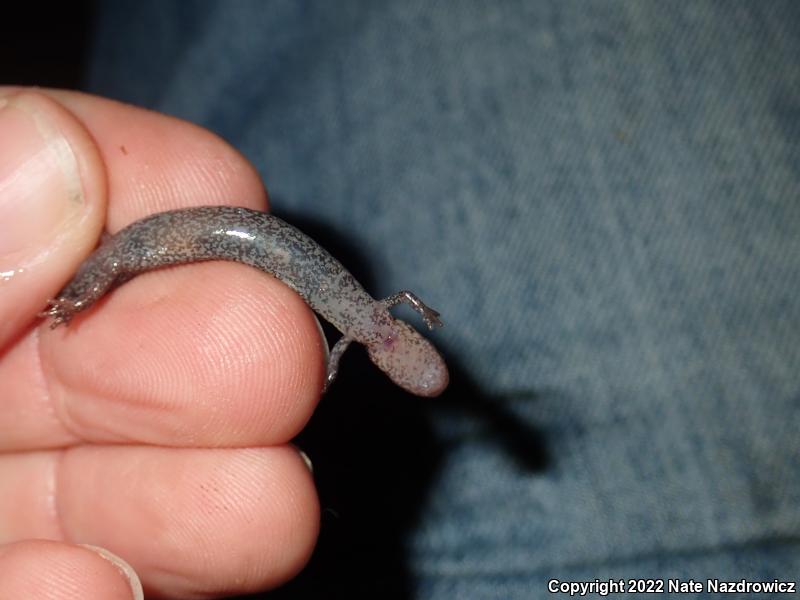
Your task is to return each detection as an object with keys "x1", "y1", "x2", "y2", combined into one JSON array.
[{"x1": 0, "y1": 90, "x2": 325, "y2": 450}]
